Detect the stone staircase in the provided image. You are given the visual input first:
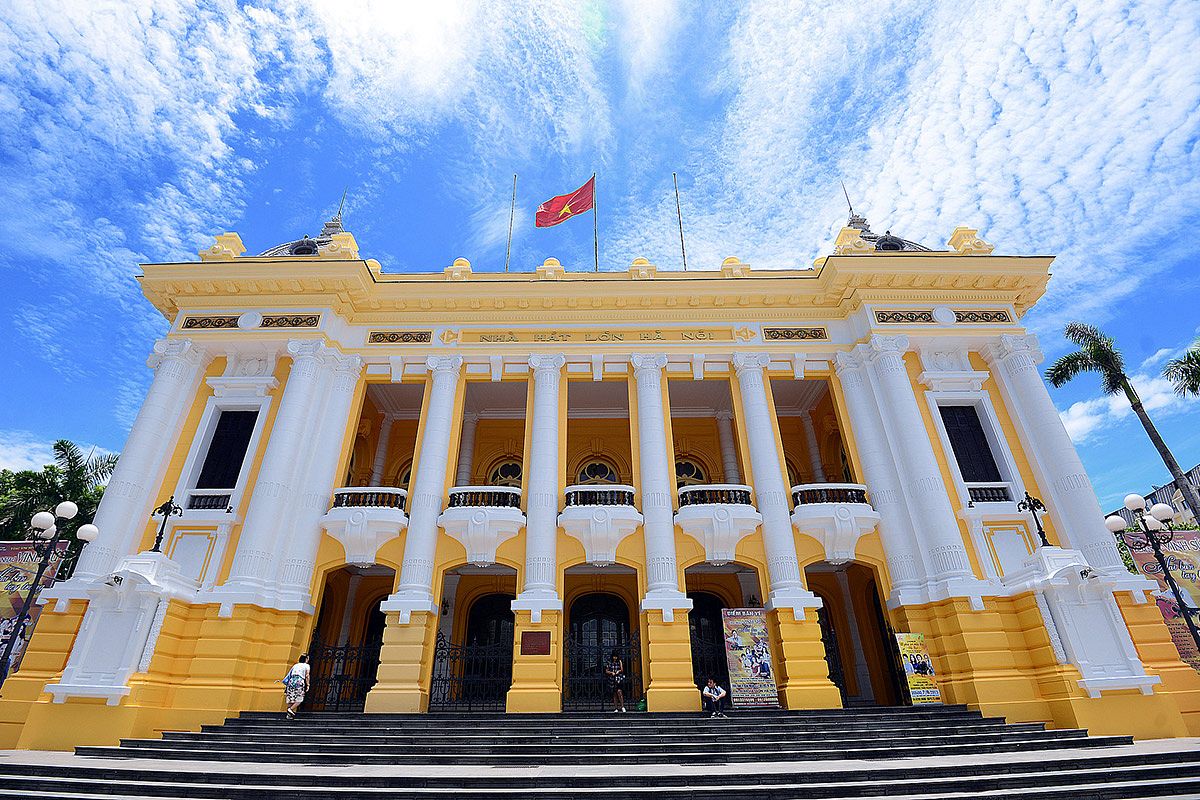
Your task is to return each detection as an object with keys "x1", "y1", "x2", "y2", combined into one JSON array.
[{"x1": 0, "y1": 706, "x2": 1198, "y2": 798}]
